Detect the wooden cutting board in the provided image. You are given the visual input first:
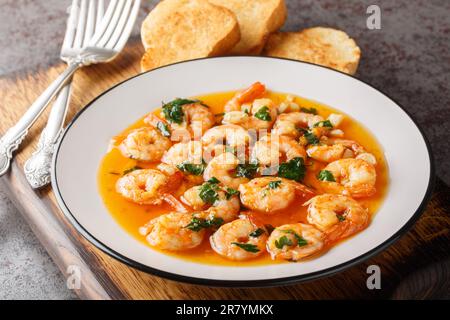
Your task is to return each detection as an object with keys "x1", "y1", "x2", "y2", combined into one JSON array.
[{"x1": 1, "y1": 40, "x2": 449, "y2": 299}]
